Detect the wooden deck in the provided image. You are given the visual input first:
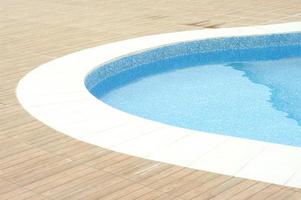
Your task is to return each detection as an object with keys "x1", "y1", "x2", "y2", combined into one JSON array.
[{"x1": 1, "y1": 0, "x2": 301, "y2": 199}]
